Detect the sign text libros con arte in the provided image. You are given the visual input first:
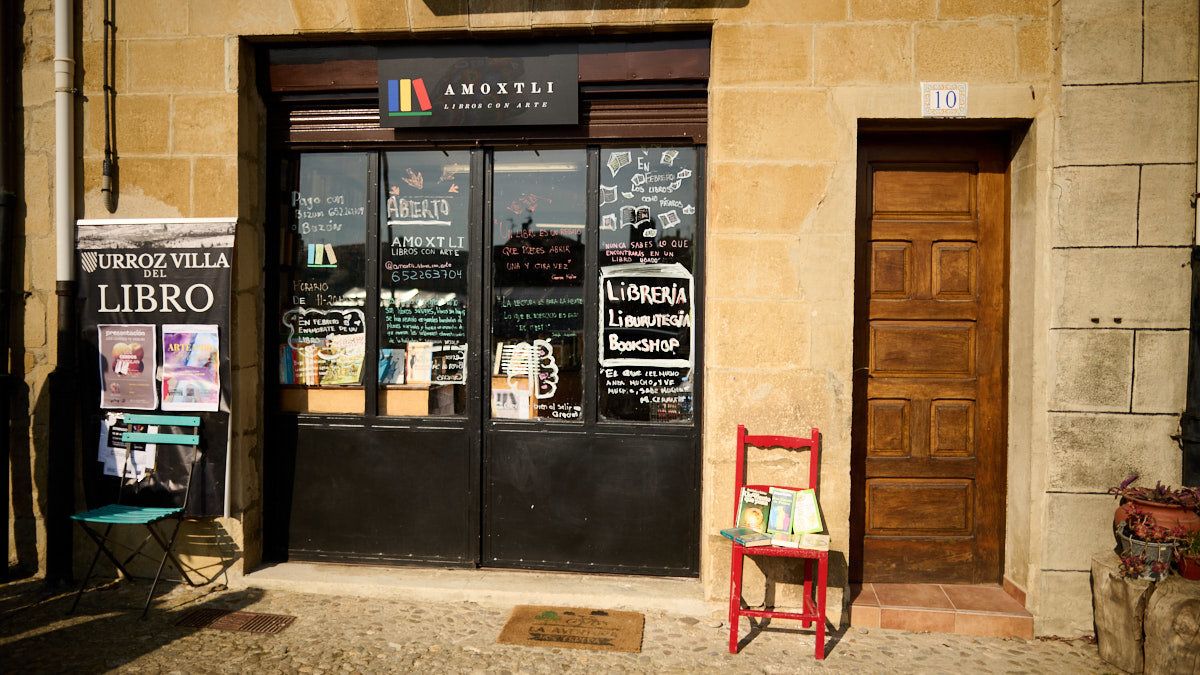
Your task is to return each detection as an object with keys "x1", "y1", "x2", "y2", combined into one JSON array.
[{"x1": 378, "y1": 43, "x2": 579, "y2": 128}]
